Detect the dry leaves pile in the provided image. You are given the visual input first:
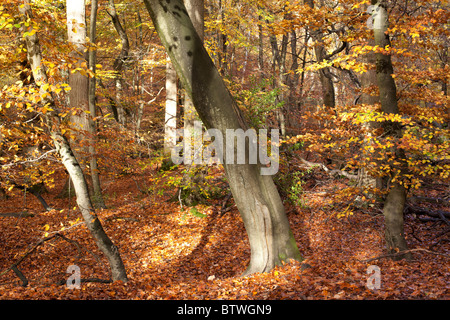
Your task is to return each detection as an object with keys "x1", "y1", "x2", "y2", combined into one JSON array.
[{"x1": 0, "y1": 167, "x2": 448, "y2": 300}]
